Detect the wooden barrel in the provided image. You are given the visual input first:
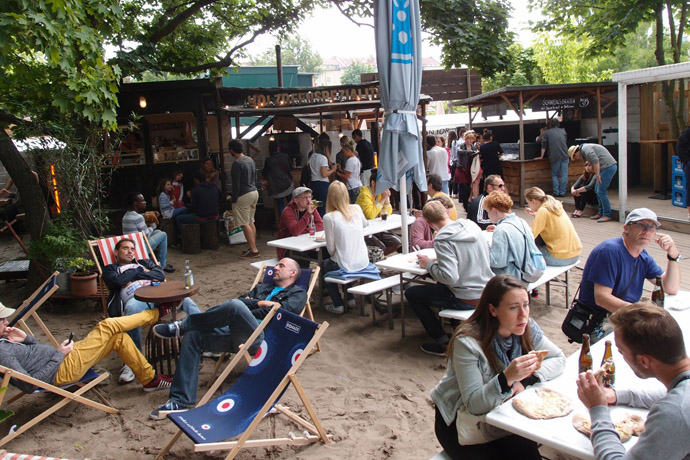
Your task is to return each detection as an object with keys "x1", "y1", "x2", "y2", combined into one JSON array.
[
  {"x1": 181, "y1": 224, "x2": 201, "y2": 254},
  {"x1": 158, "y1": 218, "x2": 177, "y2": 247},
  {"x1": 200, "y1": 220, "x2": 220, "y2": 250}
]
